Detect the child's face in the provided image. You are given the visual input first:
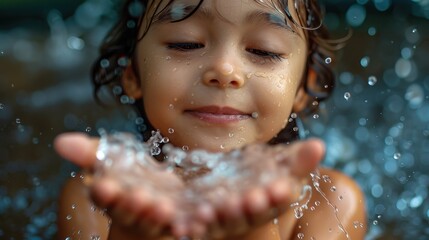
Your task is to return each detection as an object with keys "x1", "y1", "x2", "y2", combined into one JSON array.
[{"x1": 130, "y1": 0, "x2": 307, "y2": 152}]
